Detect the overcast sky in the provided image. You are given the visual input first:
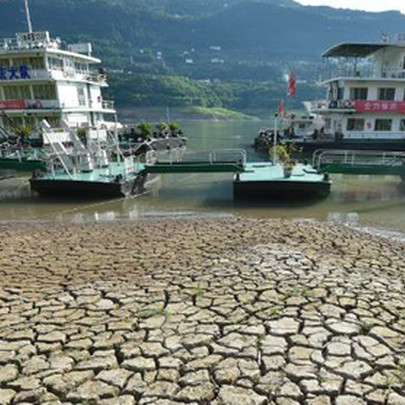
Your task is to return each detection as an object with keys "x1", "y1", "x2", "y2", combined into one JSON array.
[{"x1": 295, "y1": 0, "x2": 405, "y2": 14}]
